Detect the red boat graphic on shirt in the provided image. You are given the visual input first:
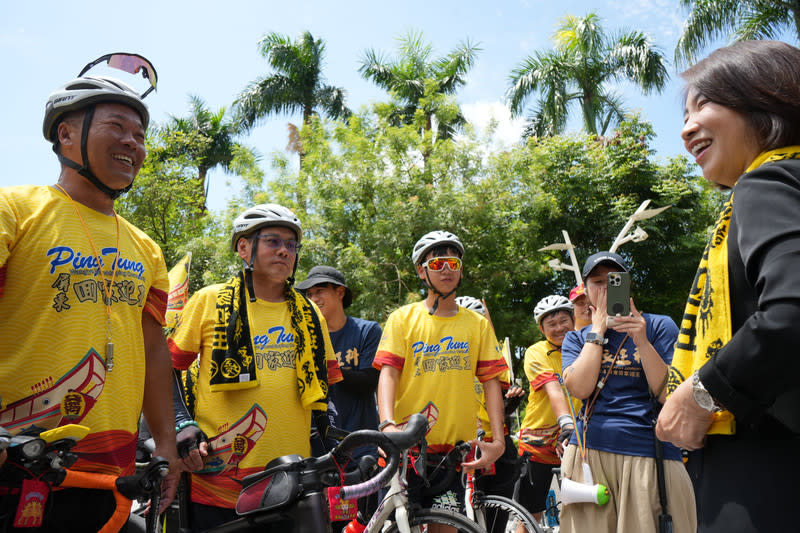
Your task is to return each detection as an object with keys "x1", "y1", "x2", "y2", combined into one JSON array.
[
  {"x1": 200, "y1": 404, "x2": 268, "y2": 474},
  {"x1": 0, "y1": 349, "x2": 105, "y2": 435},
  {"x1": 397, "y1": 401, "x2": 439, "y2": 435}
]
